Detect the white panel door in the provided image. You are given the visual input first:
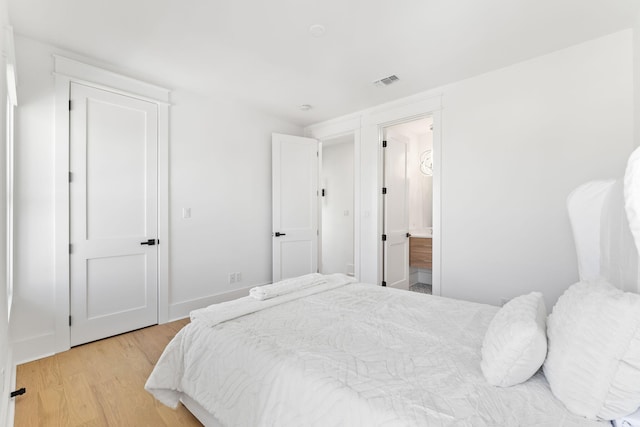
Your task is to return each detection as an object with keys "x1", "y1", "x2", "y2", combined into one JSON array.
[
  {"x1": 70, "y1": 82, "x2": 158, "y2": 346},
  {"x1": 272, "y1": 133, "x2": 318, "y2": 282},
  {"x1": 384, "y1": 137, "x2": 410, "y2": 289}
]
